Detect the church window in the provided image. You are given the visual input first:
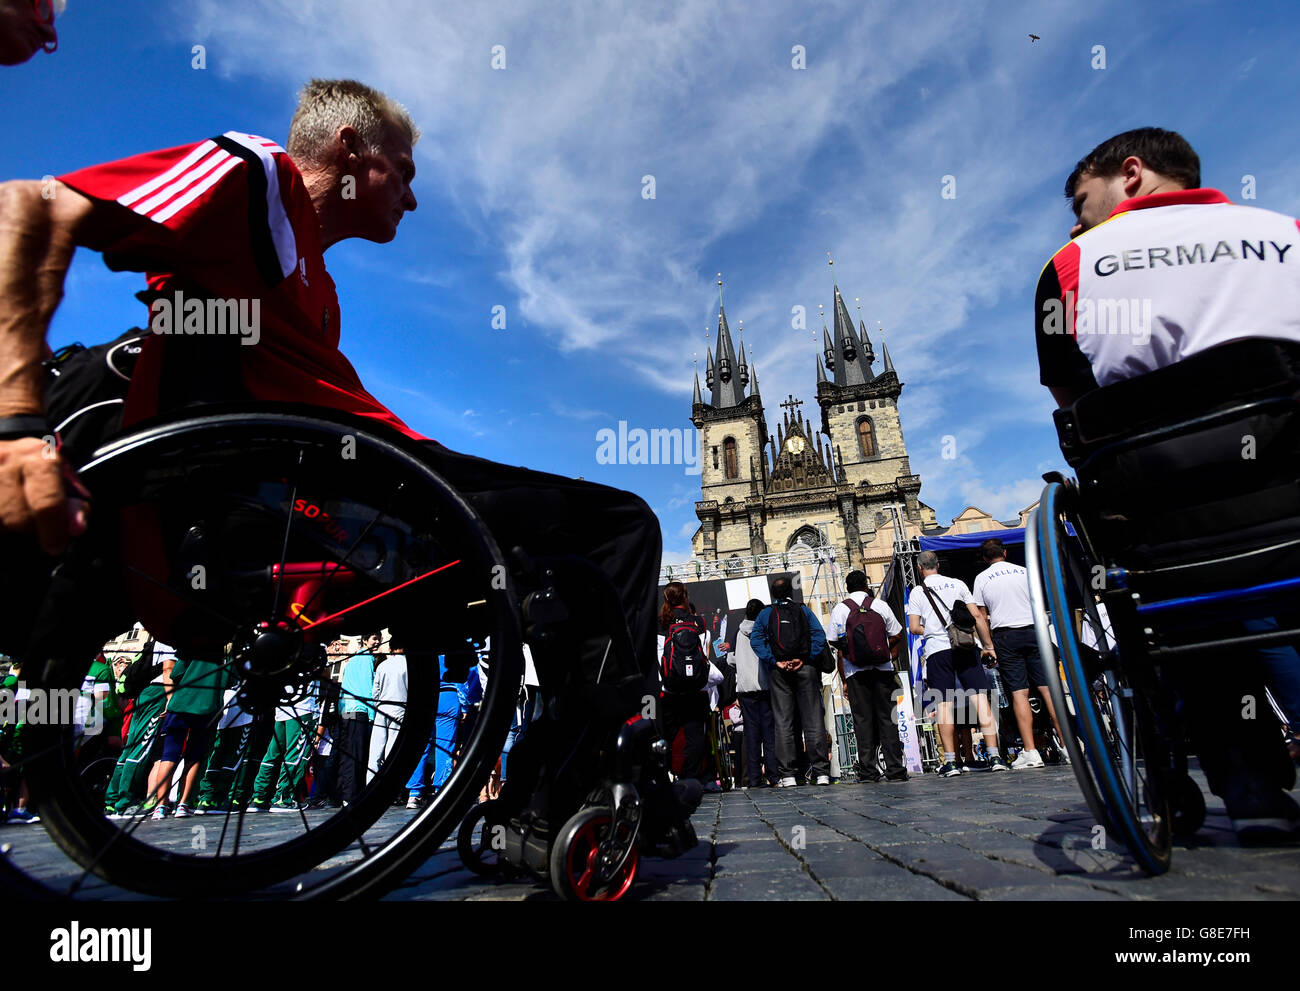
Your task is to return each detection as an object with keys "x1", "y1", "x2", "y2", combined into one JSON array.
[
  {"x1": 858, "y1": 402, "x2": 866, "y2": 412},
  {"x1": 724, "y1": 437, "x2": 739, "y2": 479},
  {"x1": 712, "y1": 446, "x2": 718, "y2": 471},
  {"x1": 837, "y1": 405, "x2": 844, "y2": 413},
  {"x1": 857, "y1": 416, "x2": 877, "y2": 458}
]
